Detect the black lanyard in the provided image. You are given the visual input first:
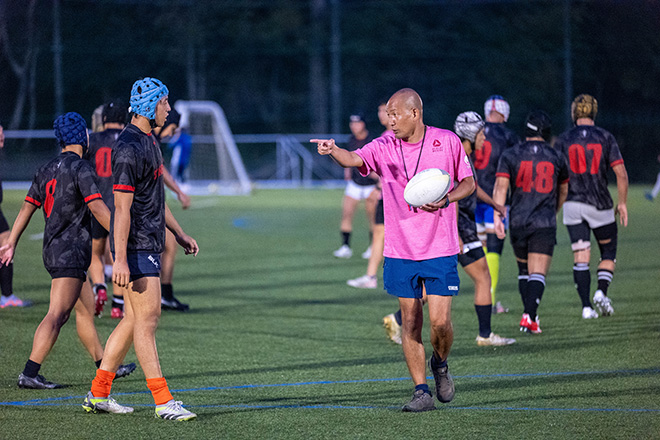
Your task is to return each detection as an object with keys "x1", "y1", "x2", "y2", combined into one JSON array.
[{"x1": 399, "y1": 126, "x2": 427, "y2": 212}]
